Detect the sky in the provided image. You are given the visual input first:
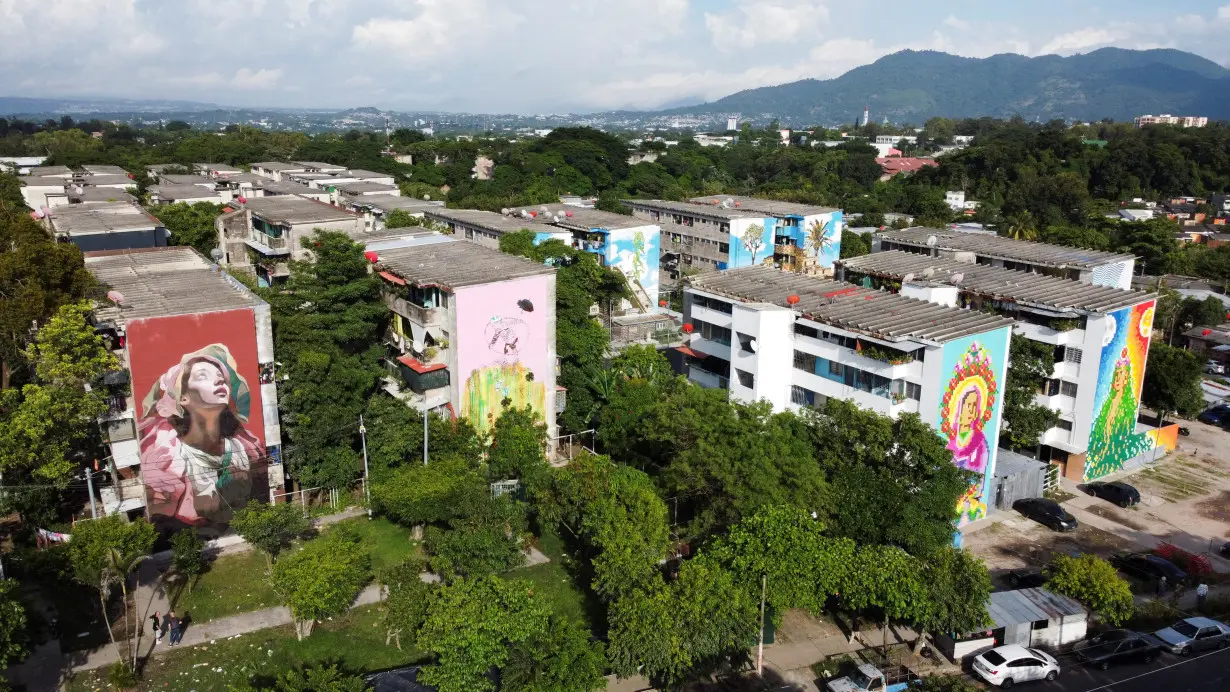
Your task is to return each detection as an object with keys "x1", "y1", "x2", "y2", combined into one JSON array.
[{"x1": 2, "y1": 0, "x2": 1230, "y2": 114}]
